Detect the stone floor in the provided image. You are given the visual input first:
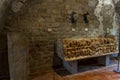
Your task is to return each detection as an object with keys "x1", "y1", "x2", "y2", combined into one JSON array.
[{"x1": 32, "y1": 61, "x2": 120, "y2": 80}]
